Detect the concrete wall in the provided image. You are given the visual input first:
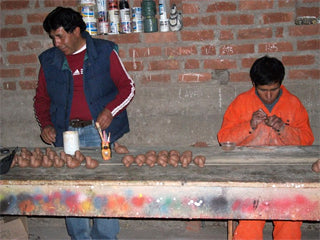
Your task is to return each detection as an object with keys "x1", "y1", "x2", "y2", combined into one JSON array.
[{"x1": 1, "y1": 0, "x2": 319, "y2": 148}]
